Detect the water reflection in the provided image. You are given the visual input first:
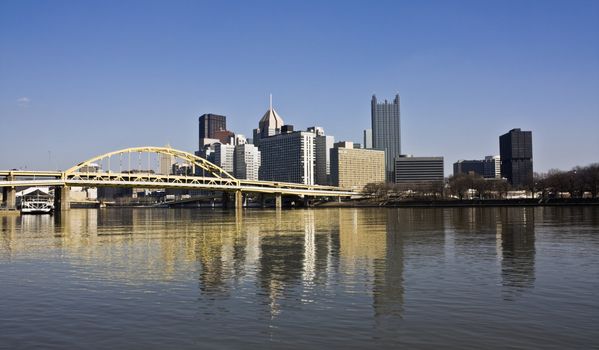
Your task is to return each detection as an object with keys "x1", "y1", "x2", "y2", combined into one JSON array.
[
  {"x1": 1, "y1": 207, "x2": 598, "y2": 349},
  {"x1": 373, "y1": 211, "x2": 404, "y2": 319},
  {"x1": 498, "y1": 208, "x2": 535, "y2": 299},
  {"x1": 0, "y1": 207, "x2": 543, "y2": 313}
]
